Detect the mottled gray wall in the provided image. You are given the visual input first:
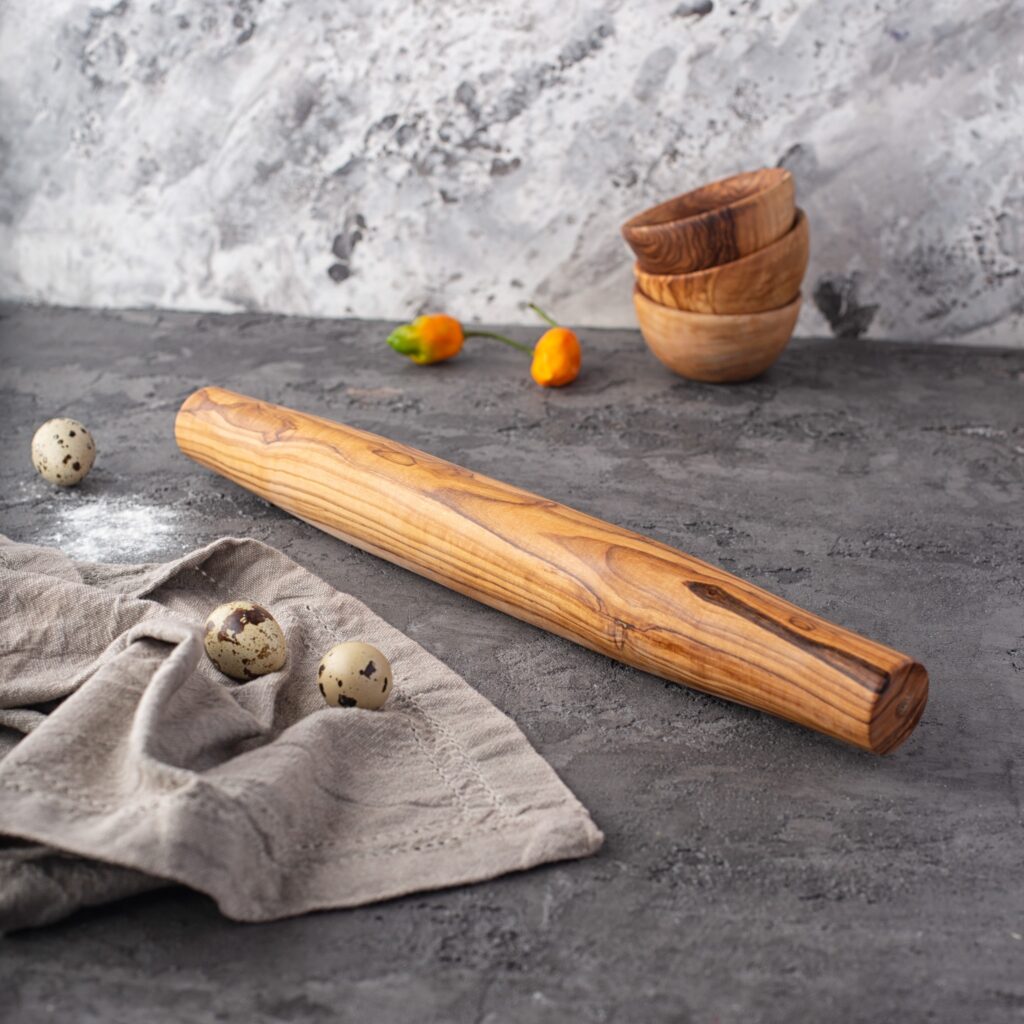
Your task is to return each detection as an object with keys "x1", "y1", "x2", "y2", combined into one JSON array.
[{"x1": 1, "y1": 0, "x2": 1022, "y2": 343}]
